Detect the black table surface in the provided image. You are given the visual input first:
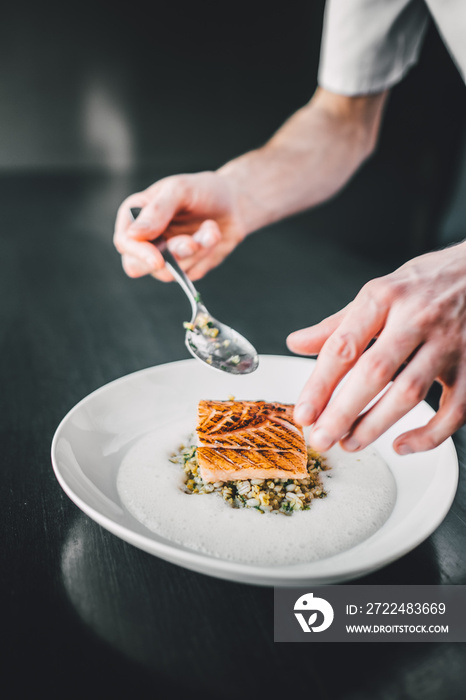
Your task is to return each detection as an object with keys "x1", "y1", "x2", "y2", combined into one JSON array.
[{"x1": 3, "y1": 170, "x2": 466, "y2": 700}]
